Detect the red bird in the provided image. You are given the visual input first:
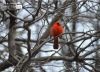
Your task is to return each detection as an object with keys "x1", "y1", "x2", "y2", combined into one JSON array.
[{"x1": 50, "y1": 22, "x2": 64, "y2": 49}]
